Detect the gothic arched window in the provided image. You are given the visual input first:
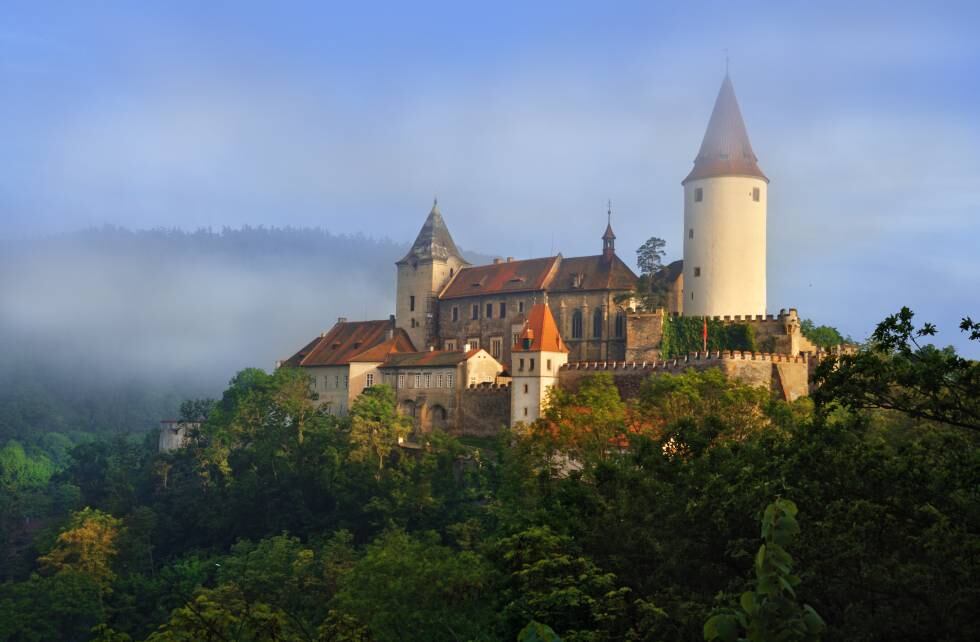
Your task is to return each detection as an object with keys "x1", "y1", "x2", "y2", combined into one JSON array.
[
  {"x1": 593, "y1": 307, "x2": 603, "y2": 339},
  {"x1": 571, "y1": 310, "x2": 583, "y2": 339},
  {"x1": 615, "y1": 310, "x2": 626, "y2": 338}
]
